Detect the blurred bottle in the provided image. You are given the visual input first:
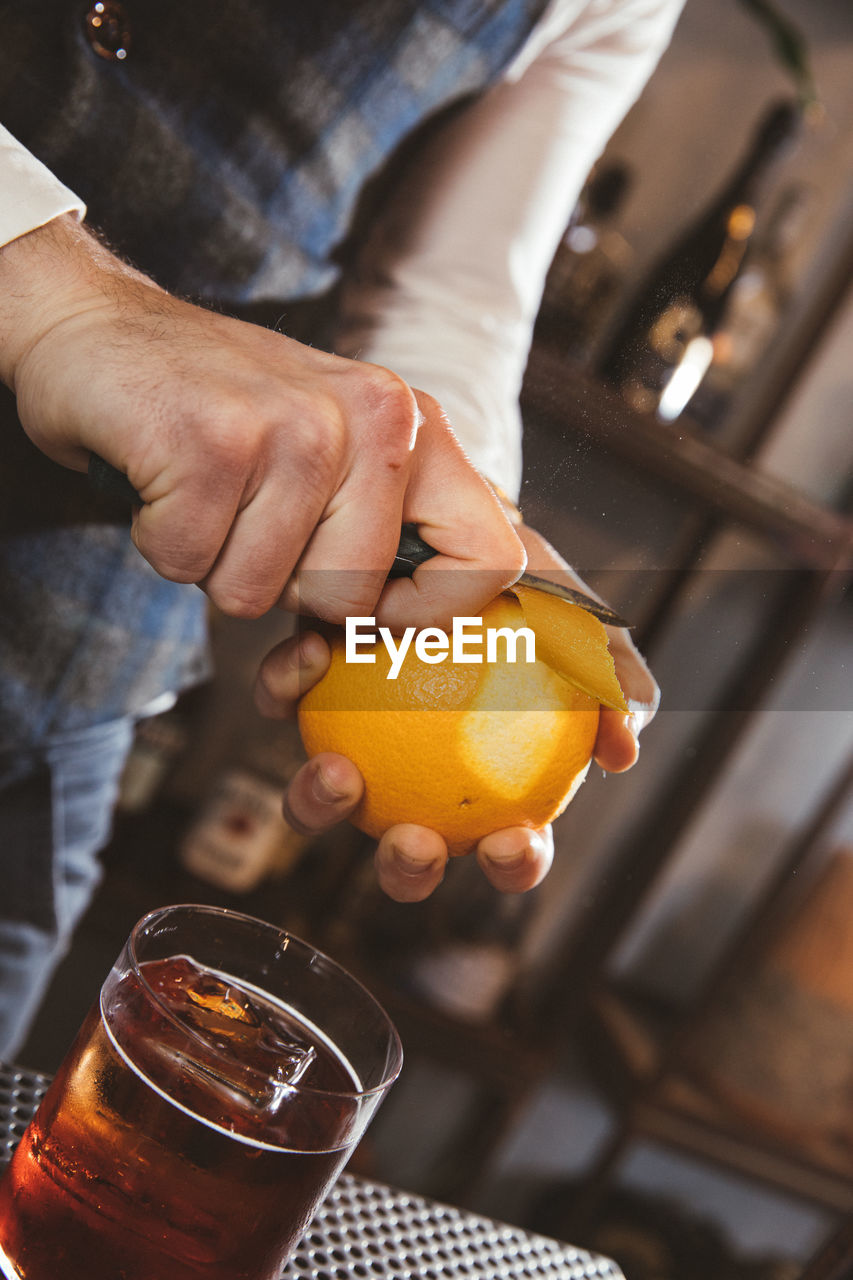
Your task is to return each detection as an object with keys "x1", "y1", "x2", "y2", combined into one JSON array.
[
  {"x1": 179, "y1": 717, "x2": 309, "y2": 894},
  {"x1": 687, "y1": 181, "x2": 815, "y2": 432},
  {"x1": 167, "y1": 610, "x2": 310, "y2": 894},
  {"x1": 537, "y1": 161, "x2": 634, "y2": 364},
  {"x1": 597, "y1": 100, "x2": 801, "y2": 421}
]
